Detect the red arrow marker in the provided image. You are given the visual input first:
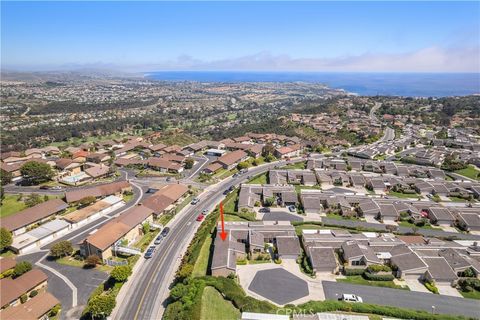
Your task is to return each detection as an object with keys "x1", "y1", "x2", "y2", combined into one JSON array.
[{"x1": 219, "y1": 202, "x2": 228, "y2": 241}]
